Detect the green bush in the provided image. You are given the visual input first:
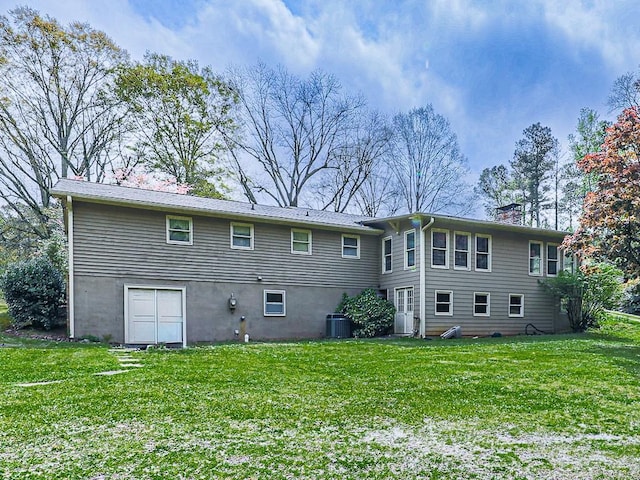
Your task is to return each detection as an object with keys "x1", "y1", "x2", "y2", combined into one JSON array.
[
  {"x1": 338, "y1": 289, "x2": 395, "y2": 338},
  {"x1": 621, "y1": 279, "x2": 640, "y2": 315},
  {"x1": 0, "y1": 256, "x2": 65, "y2": 330},
  {"x1": 541, "y1": 262, "x2": 623, "y2": 331}
]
